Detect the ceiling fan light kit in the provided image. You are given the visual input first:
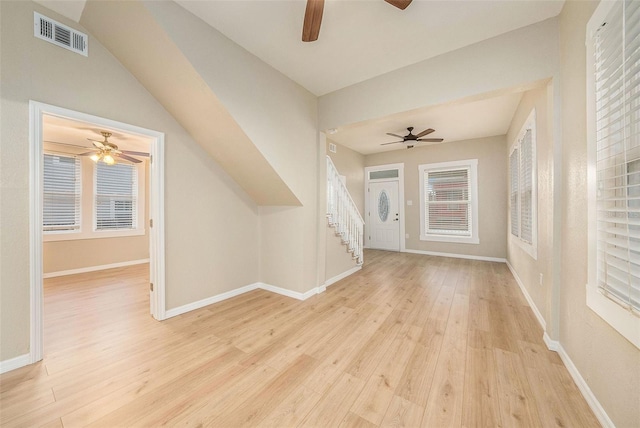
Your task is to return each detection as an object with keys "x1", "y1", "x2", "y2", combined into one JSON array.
[
  {"x1": 84, "y1": 131, "x2": 147, "y2": 165},
  {"x1": 302, "y1": 0, "x2": 412, "y2": 42}
]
